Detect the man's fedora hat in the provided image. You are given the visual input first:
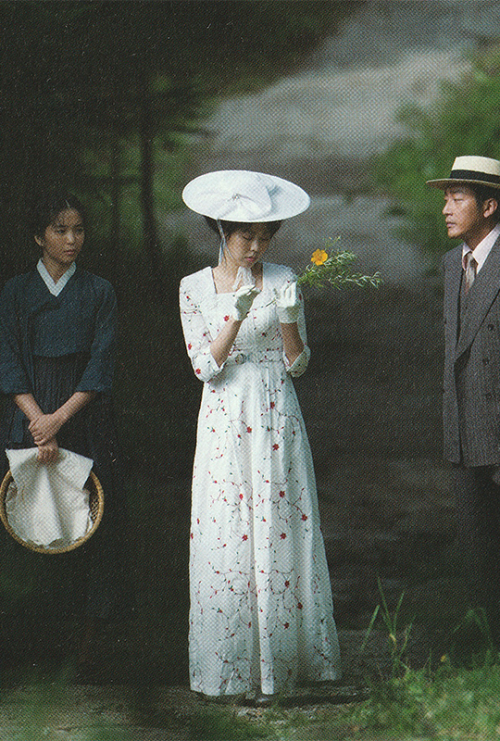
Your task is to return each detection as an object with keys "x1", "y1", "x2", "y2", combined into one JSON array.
[
  {"x1": 427, "y1": 155, "x2": 500, "y2": 190},
  {"x1": 182, "y1": 170, "x2": 310, "y2": 222}
]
